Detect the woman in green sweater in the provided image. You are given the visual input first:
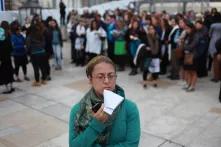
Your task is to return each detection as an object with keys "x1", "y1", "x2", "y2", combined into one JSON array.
[{"x1": 69, "y1": 56, "x2": 140, "y2": 147}]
